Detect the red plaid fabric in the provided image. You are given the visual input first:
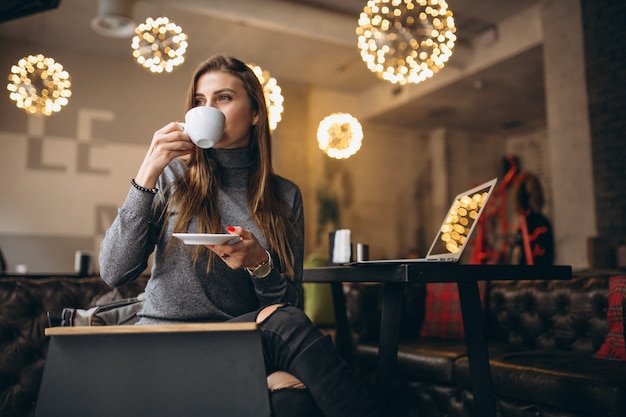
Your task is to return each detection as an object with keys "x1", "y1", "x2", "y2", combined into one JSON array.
[
  {"x1": 594, "y1": 276, "x2": 626, "y2": 361},
  {"x1": 419, "y1": 282, "x2": 486, "y2": 340}
]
